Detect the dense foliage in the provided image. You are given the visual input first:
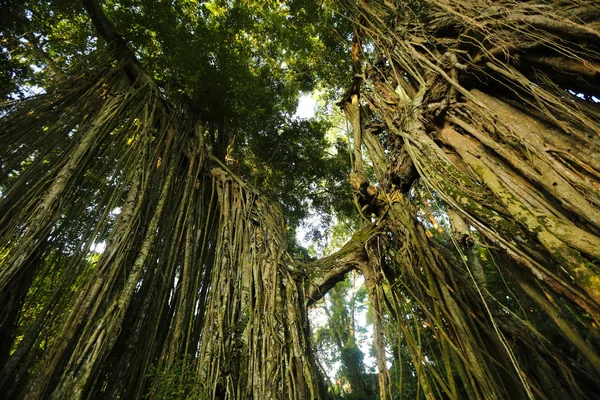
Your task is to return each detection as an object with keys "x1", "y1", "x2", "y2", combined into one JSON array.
[{"x1": 0, "y1": 0, "x2": 354, "y2": 229}]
